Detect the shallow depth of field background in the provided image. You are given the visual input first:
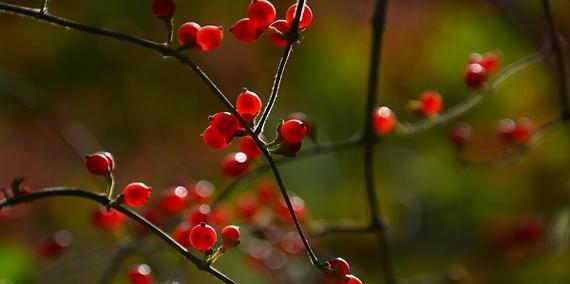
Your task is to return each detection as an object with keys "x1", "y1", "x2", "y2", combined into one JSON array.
[{"x1": 1, "y1": 0, "x2": 570, "y2": 283}]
